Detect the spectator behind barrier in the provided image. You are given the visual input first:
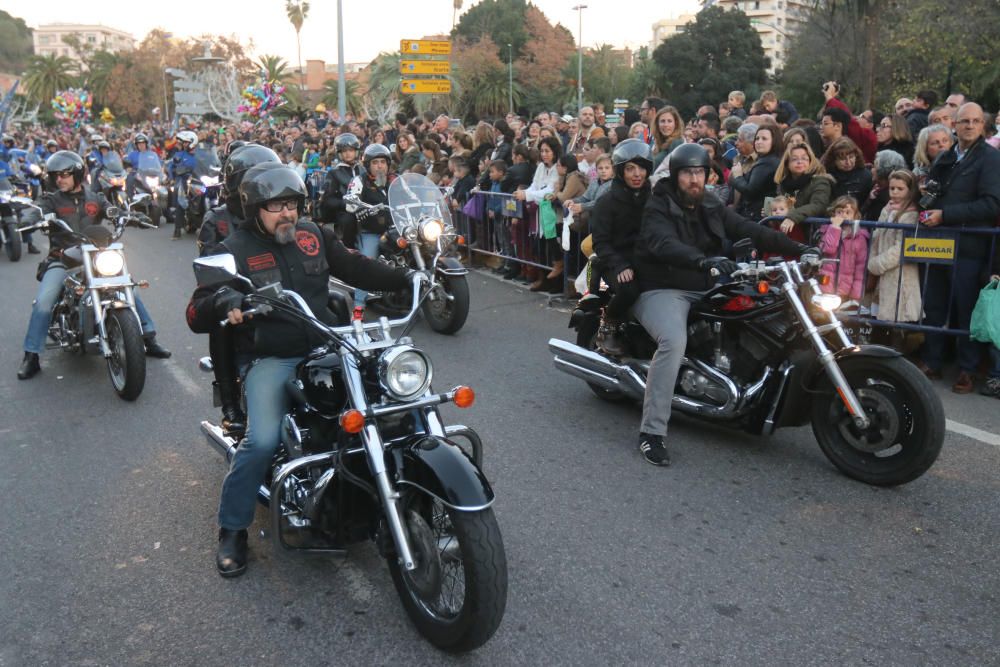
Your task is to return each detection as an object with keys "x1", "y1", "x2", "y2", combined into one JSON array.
[
  {"x1": 651, "y1": 106, "x2": 685, "y2": 169},
  {"x1": 819, "y1": 195, "x2": 870, "y2": 307},
  {"x1": 913, "y1": 124, "x2": 953, "y2": 179},
  {"x1": 862, "y1": 149, "x2": 907, "y2": 221},
  {"x1": 730, "y1": 123, "x2": 783, "y2": 220},
  {"x1": 821, "y1": 137, "x2": 873, "y2": 201},
  {"x1": 773, "y1": 142, "x2": 832, "y2": 243},
  {"x1": 877, "y1": 115, "x2": 915, "y2": 167},
  {"x1": 868, "y1": 169, "x2": 923, "y2": 324}
]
